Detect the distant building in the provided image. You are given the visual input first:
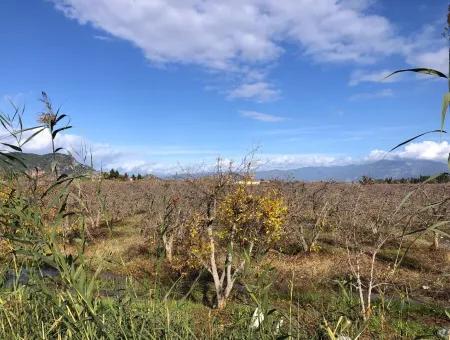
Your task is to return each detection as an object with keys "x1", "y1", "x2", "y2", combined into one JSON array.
[
  {"x1": 234, "y1": 174, "x2": 261, "y2": 185},
  {"x1": 236, "y1": 179, "x2": 261, "y2": 185}
]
